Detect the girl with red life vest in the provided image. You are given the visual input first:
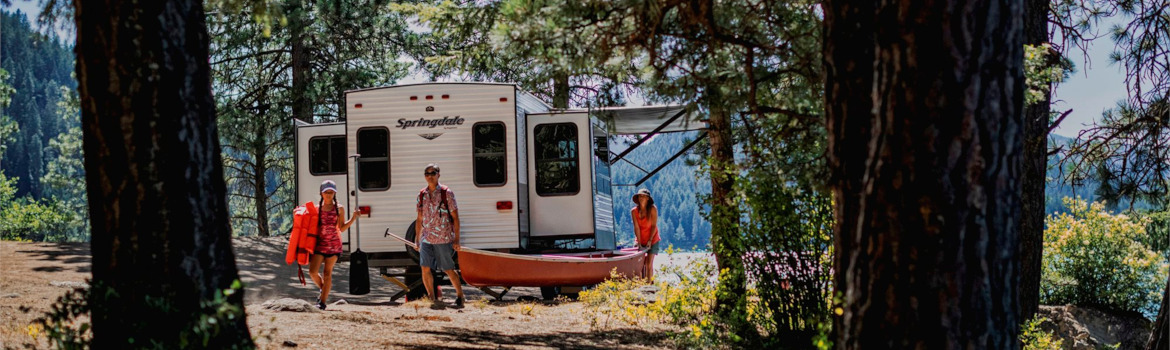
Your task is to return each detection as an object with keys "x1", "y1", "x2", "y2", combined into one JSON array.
[
  {"x1": 311, "y1": 180, "x2": 360, "y2": 310},
  {"x1": 631, "y1": 188, "x2": 661, "y2": 281}
]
